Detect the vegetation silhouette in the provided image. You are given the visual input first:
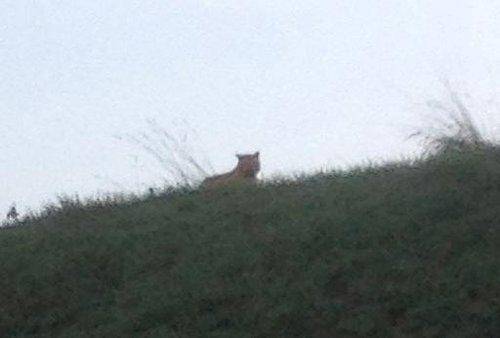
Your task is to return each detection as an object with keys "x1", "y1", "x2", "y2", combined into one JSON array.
[{"x1": 1, "y1": 90, "x2": 499, "y2": 337}]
